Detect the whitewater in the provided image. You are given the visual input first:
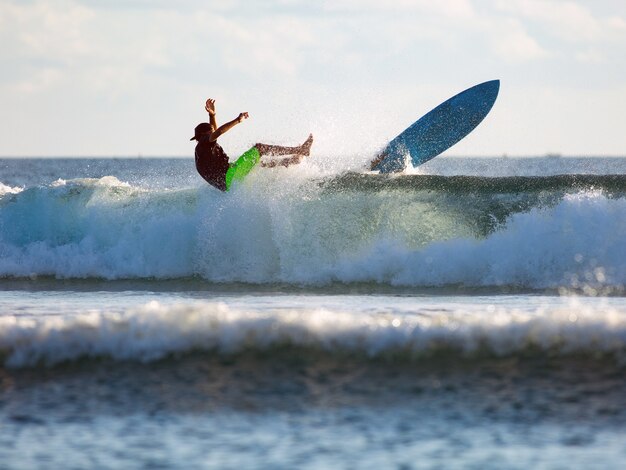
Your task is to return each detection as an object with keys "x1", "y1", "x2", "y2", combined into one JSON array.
[
  {"x1": 1, "y1": 156, "x2": 625, "y2": 469},
  {"x1": 1, "y1": 163, "x2": 624, "y2": 290}
]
